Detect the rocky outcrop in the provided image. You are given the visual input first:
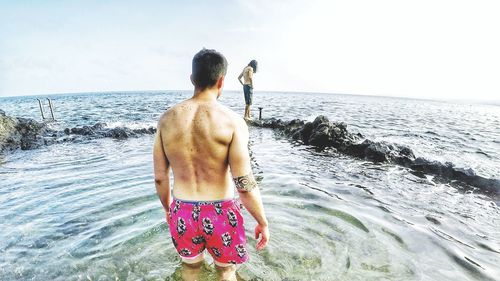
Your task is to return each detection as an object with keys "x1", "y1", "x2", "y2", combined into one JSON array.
[
  {"x1": 250, "y1": 116, "x2": 414, "y2": 164},
  {"x1": 0, "y1": 110, "x2": 48, "y2": 152},
  {"x1": 250, "y1": 116, "x2": 499, "y2": 196},
  {"x1": 42, "y1": 123, "x2": 156, "y2": 146},
  {"x1": 61, "y1": 123, "x2": 156, "y2": 140},
  {"x1": 1, "y1": 110, "x2": 157, "y2": 153}
]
